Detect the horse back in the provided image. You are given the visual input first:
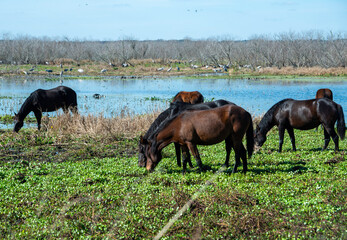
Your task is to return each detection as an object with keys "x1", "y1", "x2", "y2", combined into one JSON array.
[
  {"x1": 315, "y1": 88, "x2": 333, "y2": 100},
  {"x1": 34, "y1": 86, "x2": 77, "y2": 111},
  {"x1": 172, "y1": 91, "x2": 204, "y2": 104},
  {"x1": 172, "y1": 104, "x2": 250, "y2": 145},
  {"x1": 281, "y1": 98, "x2": 337, "y2": 129}
]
